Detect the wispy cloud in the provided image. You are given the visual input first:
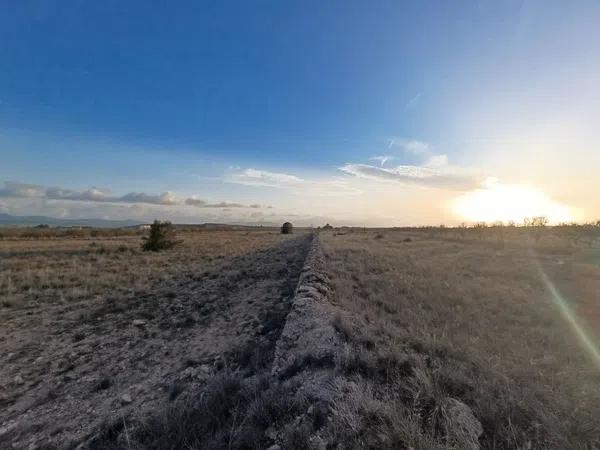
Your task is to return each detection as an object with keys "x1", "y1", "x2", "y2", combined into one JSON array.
[
  {"x1": 405, "y1": 92, "x2": 422, "y2": 110},
  {"x1": 340, "y1": 155, "x2": 482, "y2": 191},
  {"x1": 45, "y1": 184, "x2": 179, "y2": 205},
  {"x1": 184, "y1": 198, "x2": 263, "y2": 208},
  {"x1": 1, "y1": 181, "x2": 266, "y2": 209},
  {"x1": 0, "y1": 181, "x2": 45, "y2": 198},
  {"x1": 423, "y1": 154, "x2": 448, "y2": 168},
  {"x1": 369, "y1": 155, "x2": 394, "y2": 166},
  {"x1": 228, "y1": 168, "x2": 361, "y2": 196},
  {"x1": 229, "y1": 168, "x2": 305, "y2": 188},
  {"x1": 387, "y1": 138, "x2": 431, "y2": 155},
  {"x1": 46, "y1": 186, "x2": 113, "y2": 202},
  {"x1": 118, "y1": 191, "x2": 179, "y2": 205},
  {"x1": 184, "y1": 197, "x2": 207, "y2": 206}
]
